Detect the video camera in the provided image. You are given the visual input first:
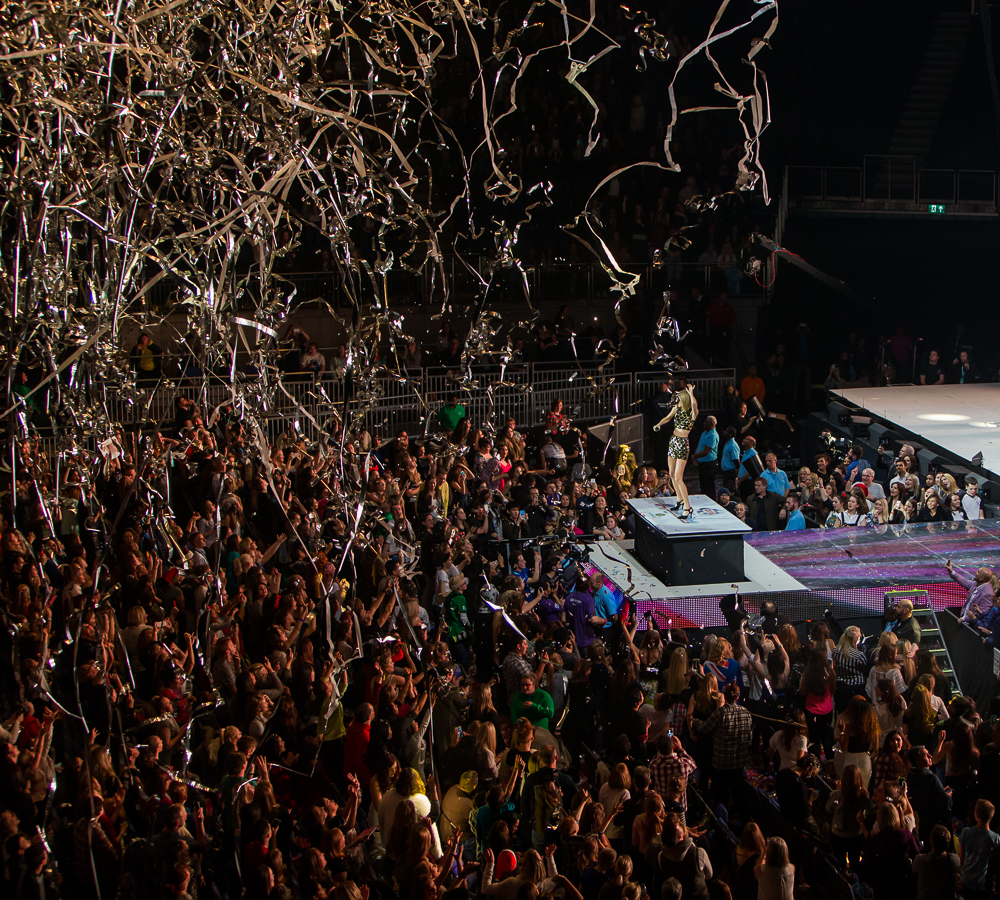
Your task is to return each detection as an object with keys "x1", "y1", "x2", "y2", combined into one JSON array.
[{"x1": 817, "y1": 432, "x2": 852, "y2": 466}]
